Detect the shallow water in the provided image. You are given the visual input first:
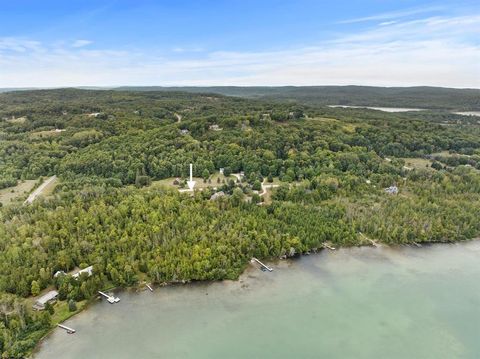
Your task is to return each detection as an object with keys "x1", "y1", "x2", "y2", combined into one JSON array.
[{"x1": 35, "y1": 242, "x2": 480, "y2": 359}]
